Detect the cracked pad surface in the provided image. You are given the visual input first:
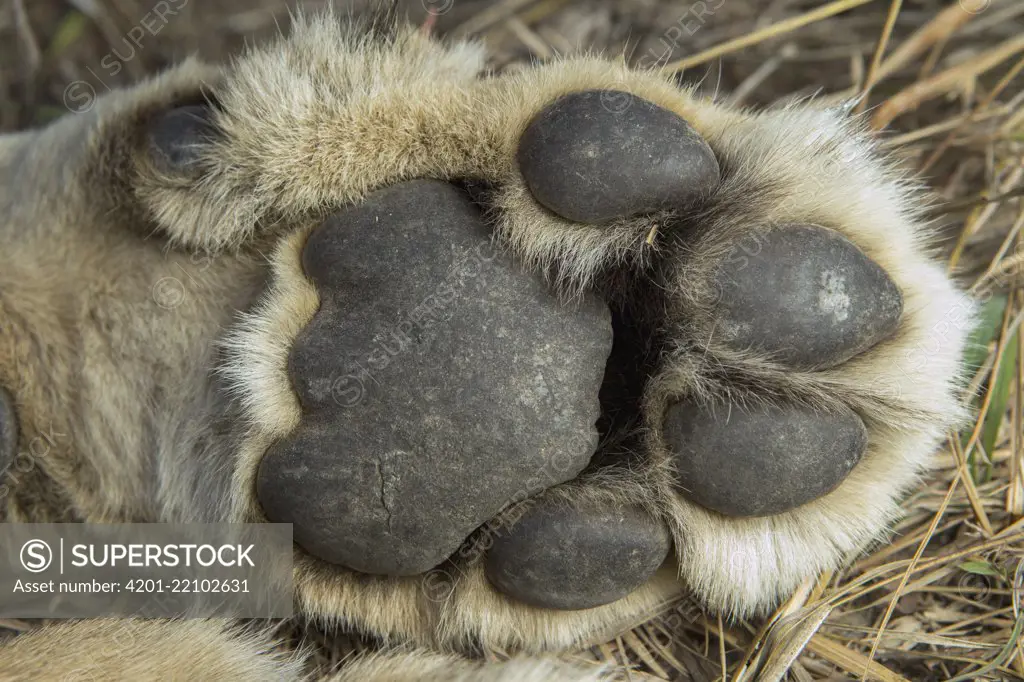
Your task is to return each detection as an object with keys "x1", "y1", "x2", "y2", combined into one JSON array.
[{"x1": 256, "y1": 180, "x2": 612, "y2": 576}]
